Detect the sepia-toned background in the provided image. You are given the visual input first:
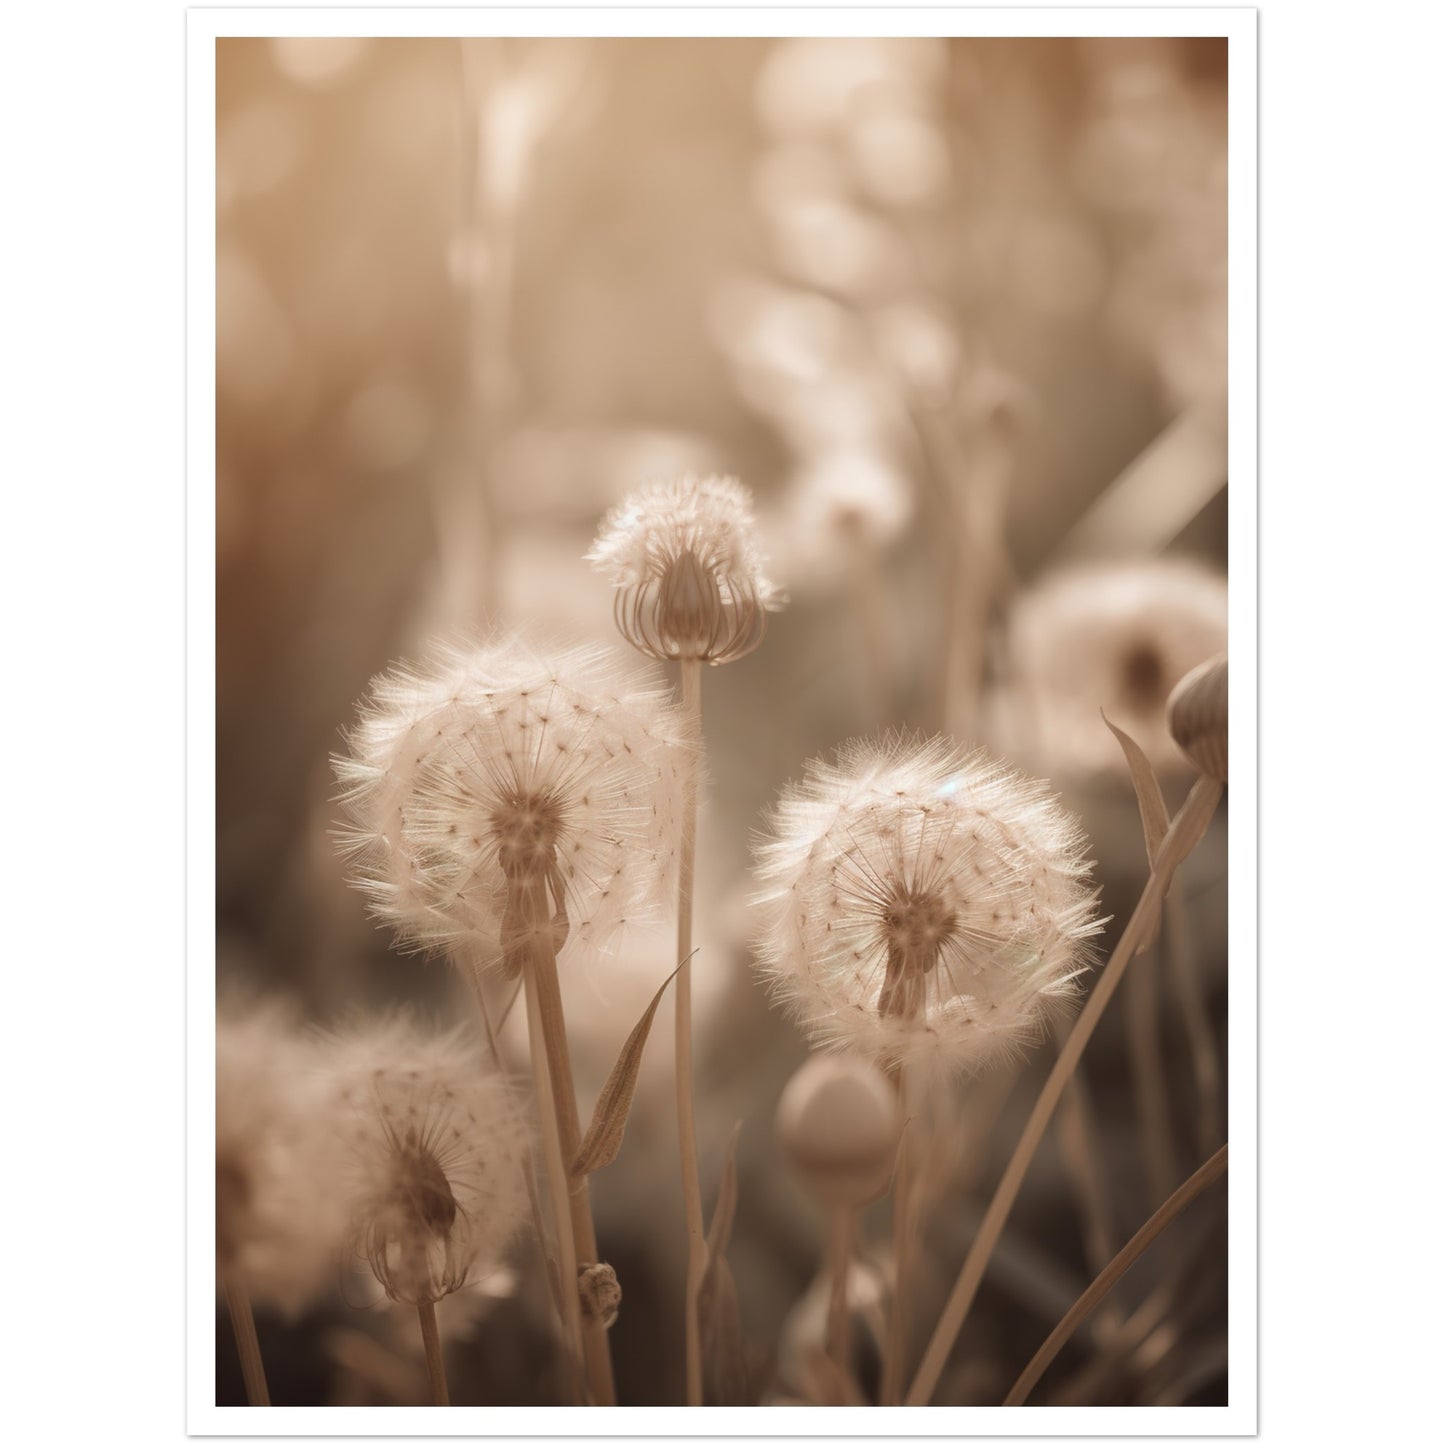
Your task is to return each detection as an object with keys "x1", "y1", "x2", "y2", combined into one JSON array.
[{"x1": 217, "y1": 35, "x2": 1228, "y2": 1407}]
